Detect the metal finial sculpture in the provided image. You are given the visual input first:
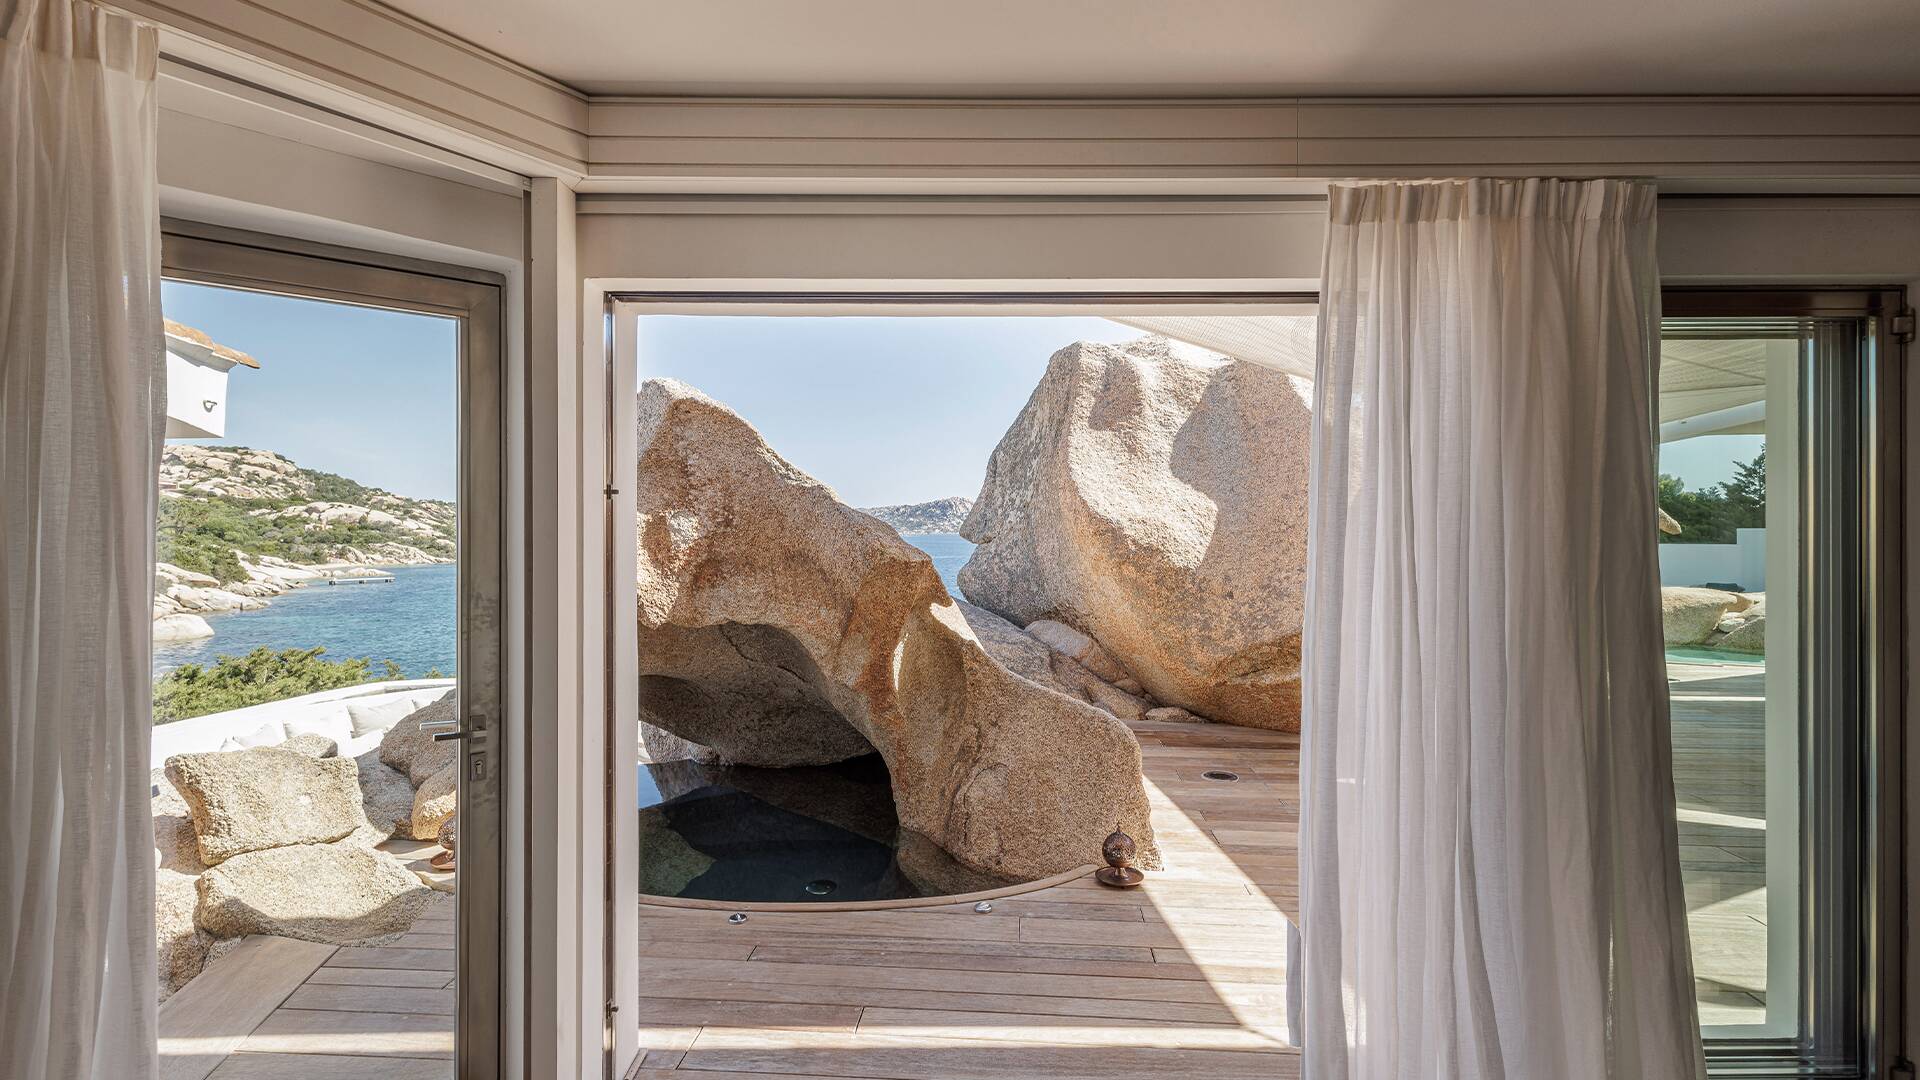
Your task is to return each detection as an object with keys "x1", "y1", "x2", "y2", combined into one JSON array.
[{"x1": 1095, "y1": 824, "x2": 1144, "y2": 888}]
